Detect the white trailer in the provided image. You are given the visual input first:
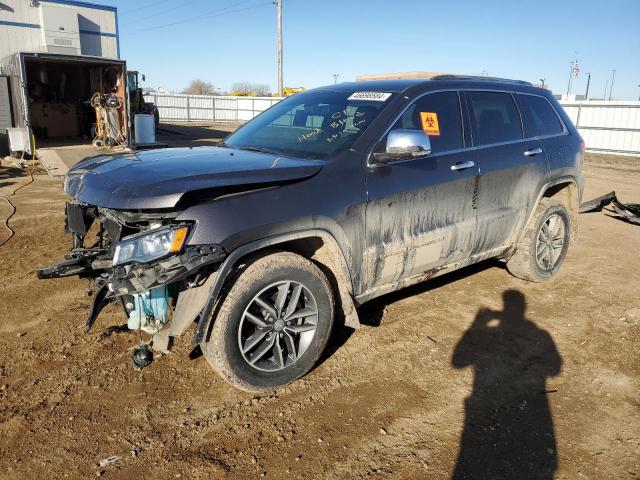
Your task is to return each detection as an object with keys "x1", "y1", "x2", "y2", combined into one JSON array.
[
  {"x1": 1, "y1": 51, "x2": 128, "y2": 156},
  {"x1": 0, "y1": 0, "x2": 125, "y2": 158}
]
